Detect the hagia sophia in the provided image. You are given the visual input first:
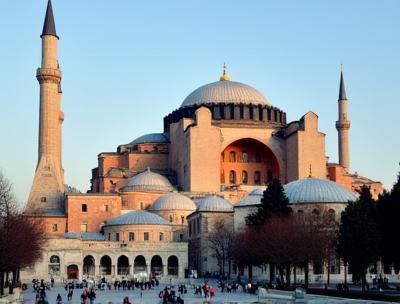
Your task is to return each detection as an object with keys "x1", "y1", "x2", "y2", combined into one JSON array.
[{"x1": 22, "y1": 1, "x2": 387, "y2": 284}]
